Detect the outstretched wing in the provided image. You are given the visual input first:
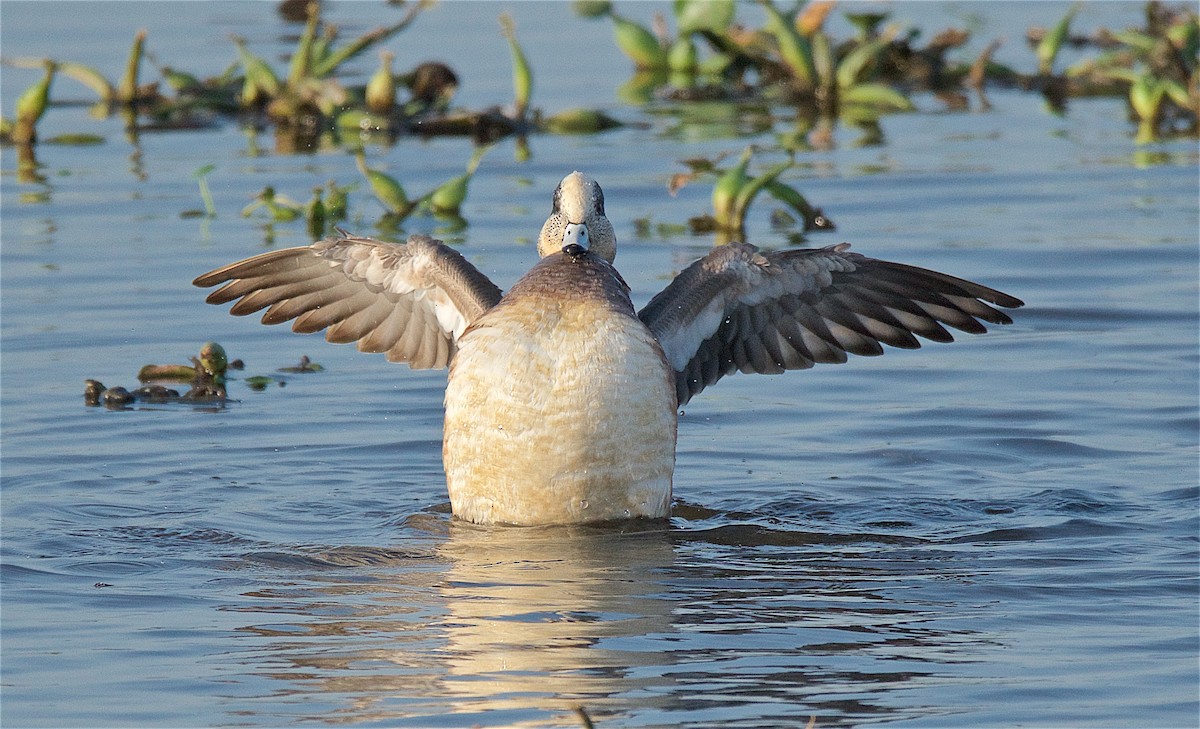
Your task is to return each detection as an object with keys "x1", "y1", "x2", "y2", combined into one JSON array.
[
  {"x1": 638, "y1": 242, "x2": 1024, "y2": 406},
  {"x1": 194, "y1": 233, "x2": 503, "y2": 369}
]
